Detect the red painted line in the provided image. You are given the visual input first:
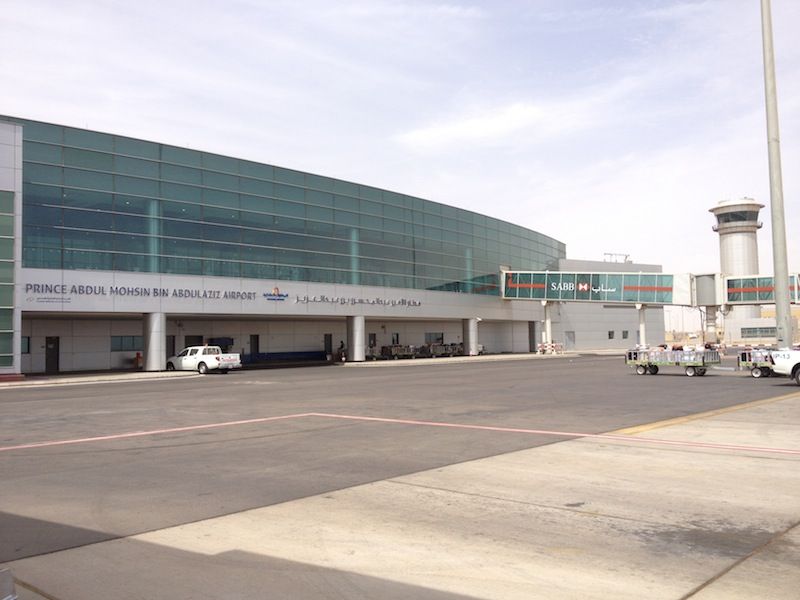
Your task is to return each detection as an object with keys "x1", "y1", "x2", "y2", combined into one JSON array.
[
  {"x1": 507, "y1": 282, "x2": 546, "y2": 289},
  {"x1": 728, "y1": 286, "x2": 775, "y2": 293},
  {"x1": 307, "y1": 413, "x2": 800, "y2": 456},
  {"x1": 0, "y1": 413, "x2": 314, "y2": 453}
]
